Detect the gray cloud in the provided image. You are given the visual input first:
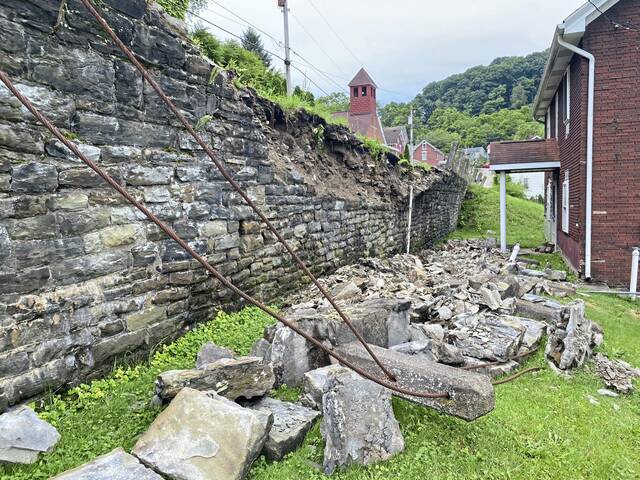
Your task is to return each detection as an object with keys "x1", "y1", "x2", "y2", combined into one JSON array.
[{"x1": 199, "y1": 0, "x2": 585, "y2": 104}]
